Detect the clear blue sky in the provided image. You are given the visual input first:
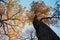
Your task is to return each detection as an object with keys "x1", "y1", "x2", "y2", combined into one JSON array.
[
  {"x1": 19, "y1": 0, "x2": 60, "y2": 37},
  {"x1": 19, "y1": 0, "x2": 59, "y2": 10}
]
